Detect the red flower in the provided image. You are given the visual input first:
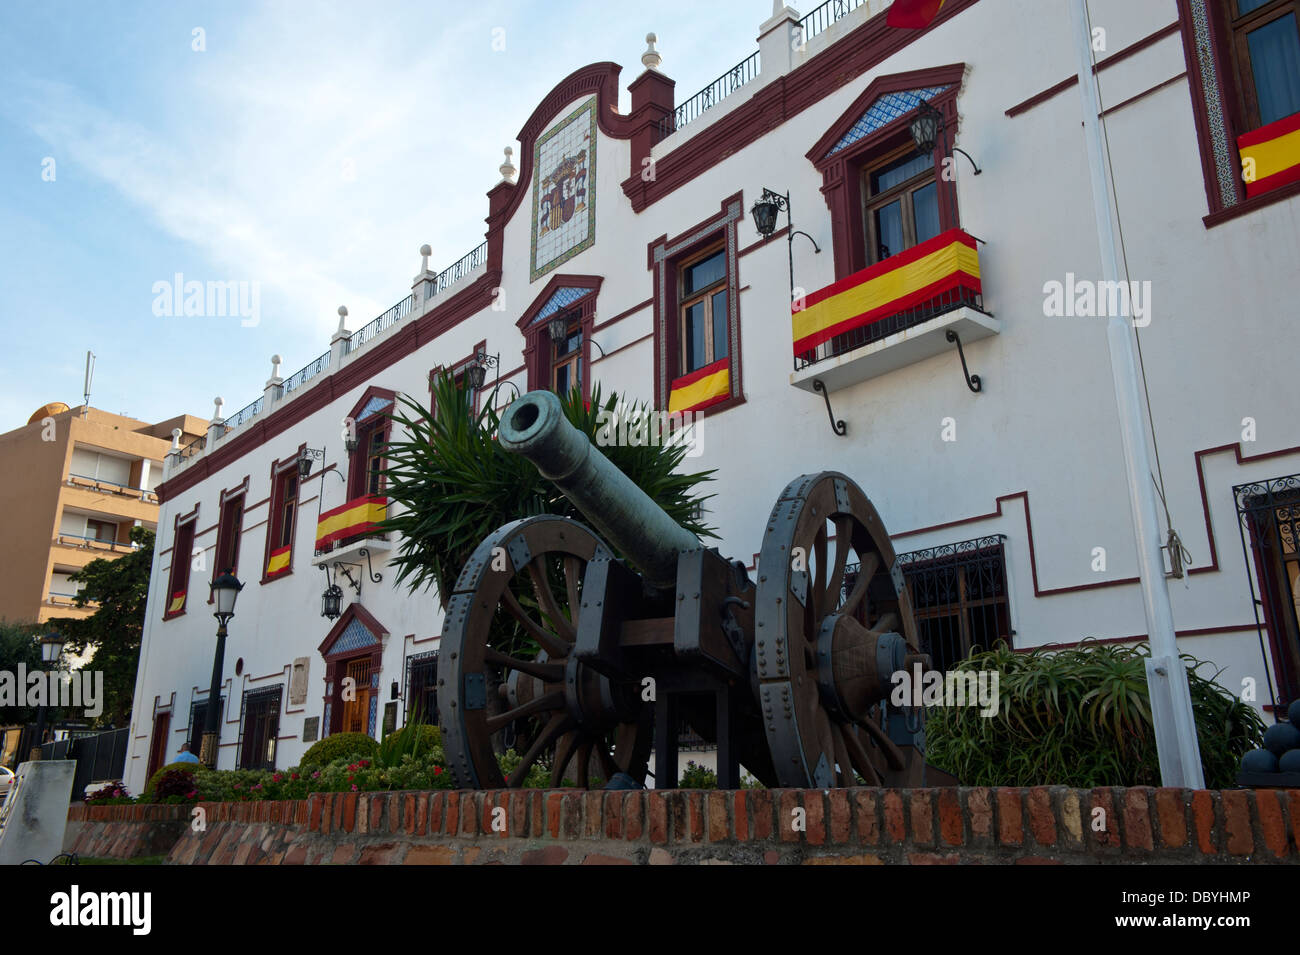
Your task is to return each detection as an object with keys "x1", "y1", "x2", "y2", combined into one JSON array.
[{"x1": 433, "y1": 766, "x2": 443, "y2": 775}]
